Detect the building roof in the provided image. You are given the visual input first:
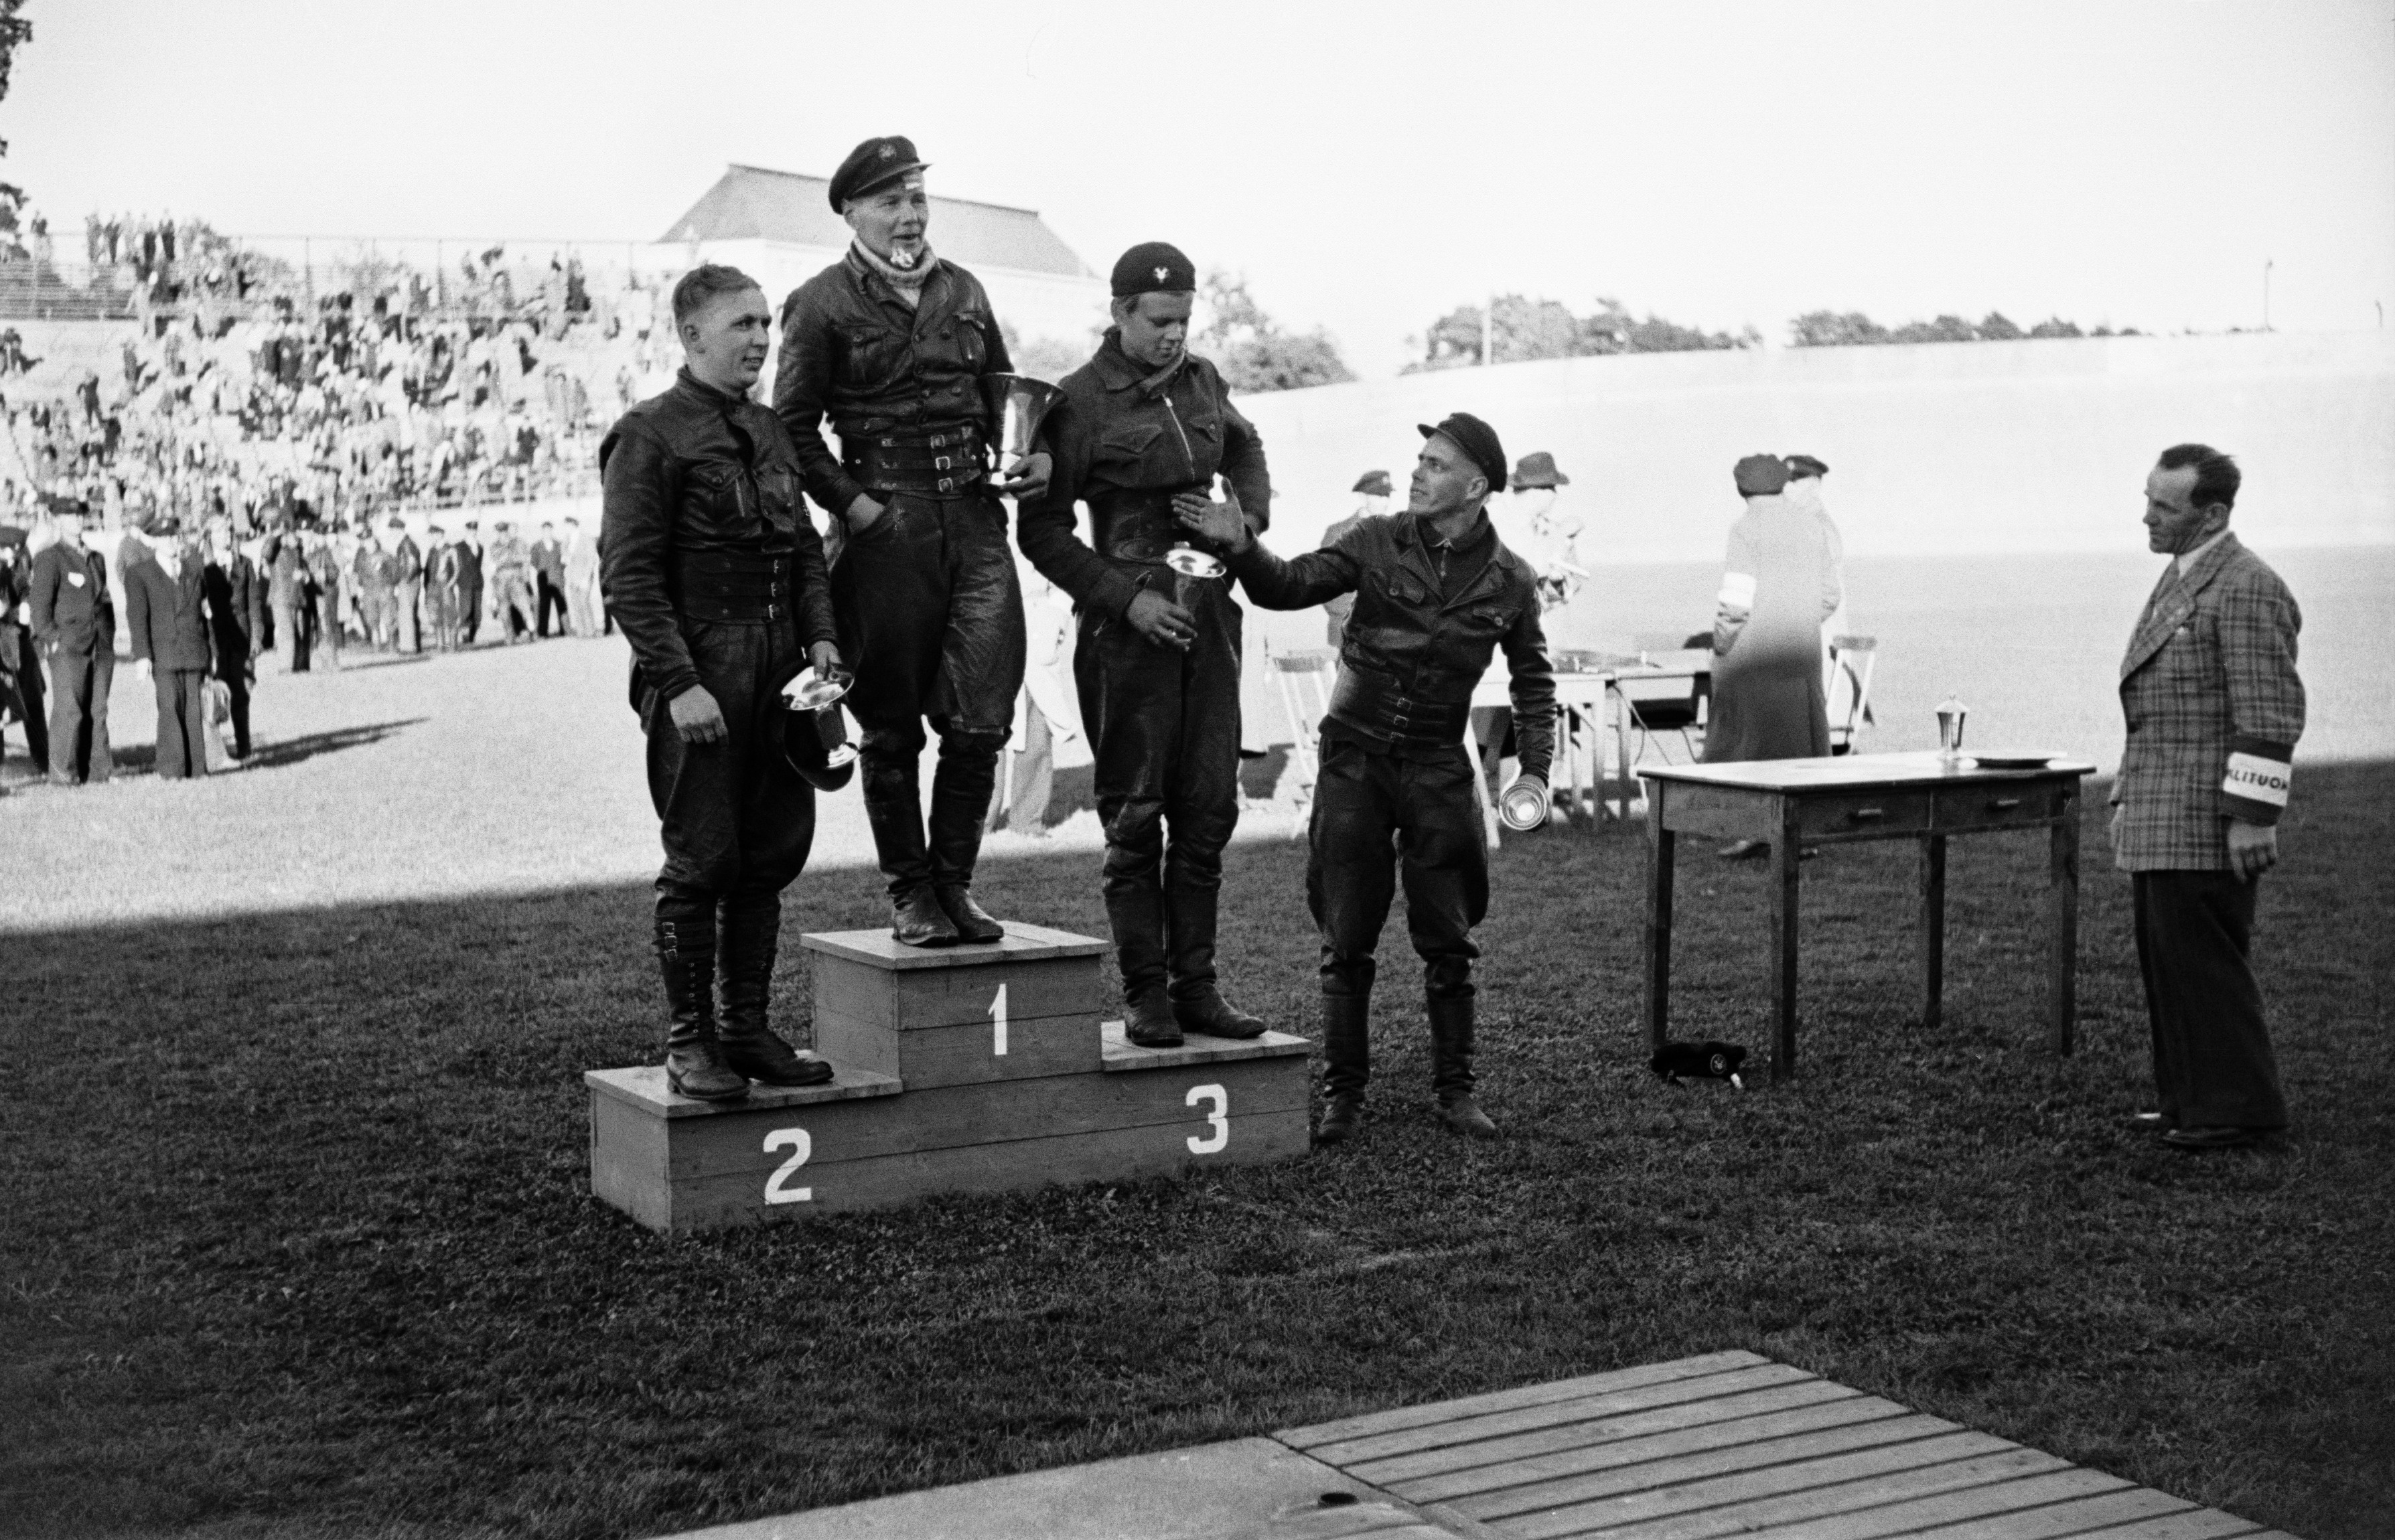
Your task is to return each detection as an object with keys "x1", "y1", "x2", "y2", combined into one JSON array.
[{"x1": 662, "y1": 164, "x2": 1096, "y2": 281}]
